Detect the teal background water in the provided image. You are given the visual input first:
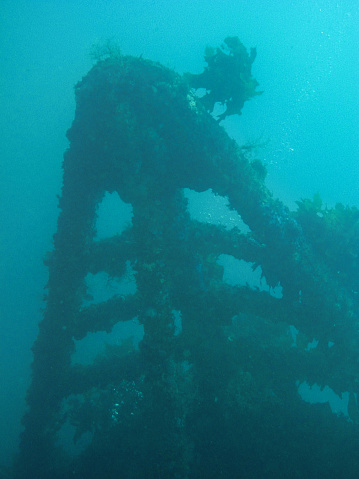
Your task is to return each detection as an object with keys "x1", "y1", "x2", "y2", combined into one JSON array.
[{"x1": 1, "y1": 0, "x2": 358, "y2": 468}]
